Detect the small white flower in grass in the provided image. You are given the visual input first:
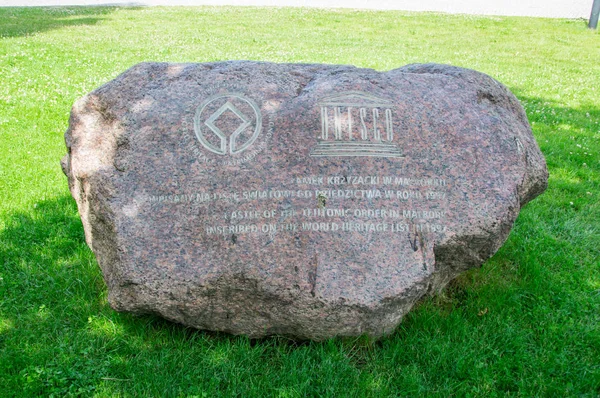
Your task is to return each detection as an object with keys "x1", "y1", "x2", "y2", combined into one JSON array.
[
  {"x1": 33, "y1": 203, "x2": 37, "y2": 208},
  {"x1": 570, "y1": 202, "x2": 574, "y2": 206}
]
